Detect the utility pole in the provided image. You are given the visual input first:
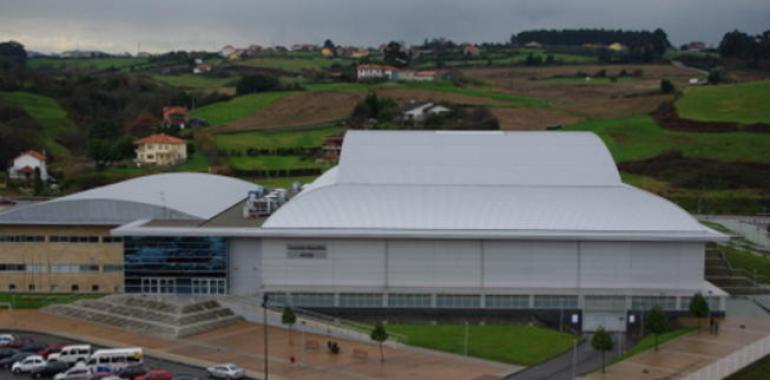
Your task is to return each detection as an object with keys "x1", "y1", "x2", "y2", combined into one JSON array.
[
  {"x1": 464, "y1": 321, "x2": 469, "y2": 357},
  {"x1": 262, "y1": 293, "x2": 269, "y2": 380},
  {"x1": 571, "y1": 338, "x2": 578, "y2": 380}
]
